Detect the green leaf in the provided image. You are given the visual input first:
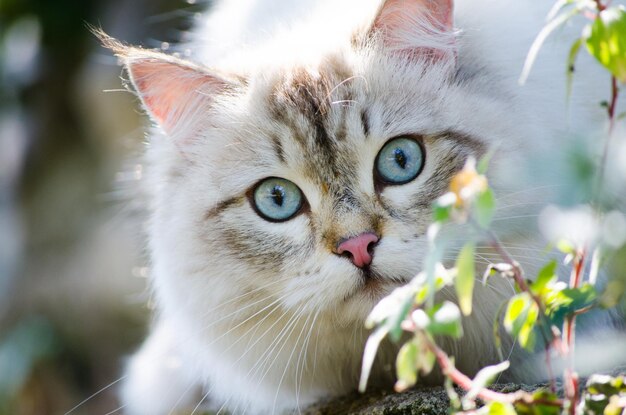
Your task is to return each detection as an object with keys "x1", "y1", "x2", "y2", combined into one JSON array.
[
  {"x1": 455, "y1": 243, "x2": 475, "y2": 316},
  {"x1": 395, "y1": 341, "x2": 419, "y2": 391},
  {"x1": 586, "y1": 374, "x2": 626, "y2": 396},
  {"x1": 433, "y1": 203, "x2": 452, "y2": 223},
  {"x1": 477, "y1": 401, "x2": 517, "y2": 415},
  {"x1": 445, "y1": 372, "x2": 462, "y2": 410},
  {"x1": 503, "y1": 293, "x2": 539, "y2": 350},
  {"x1": 388, "y1": 291, "x2": 418, "y2": 343},
  {"x1": 364, "y1": 284, "x2": 417, "y2": 340},
  {"x1": 517, "y1": 304, "x2": 538, "y2": 350},
  {"x1": 545, "y1": 283, "x2": 597, "y2": 325},
  {"x1": 531, "y1": 260, "x2": 558, "y2": 295},
  {"x1": 504, "y1": 294, "x2": 528, "y2": 335},
  {"x1": 464, "y1": 361, "x2": 510, "y2": 403},
  {"x1": 556, "y1": 238, "x2": 576, "y2": 254},
  {"x1": 520, "y1": 6, "x2": 581, "y2": 84},
  {"x1": 605, "y1": 396, "x2": 626, "y2": 415},
  {"x1": 583, "y1": 374, "x2": 626, "y2": 415},
  {"x1": 359, "y1": 325, "x2": 390, "y2": 392},
  {"x1": 393, "y1": 333, "x2": 437, "y2": 393},
  {"x1": 477, "y1": 151, "x2": 494, "y2": 174},
  {"x1": 584, "y1": 6, "x2": 626, "y2": 82},
  {"x1": 433, "y1": 193, "x2": 455, "y2": 223},
  {"x1": 428, "y1": 301, "x2": 463, "y2": 338},
  {"x1": 420, "y1": 348, "x2": 436, "y2": 376},
  {"x1": 515, "y1": 390, "x2": 561, "y2": 415},
  {"x1": 559, "y1": 284, "x2": 597, "y2": 310},
  {"x1": 474, "y1": 189, "x2": 496, "y2": 229},
  {"x1": 566, "y1": 38, "x2": 583, "y2": 101}
]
